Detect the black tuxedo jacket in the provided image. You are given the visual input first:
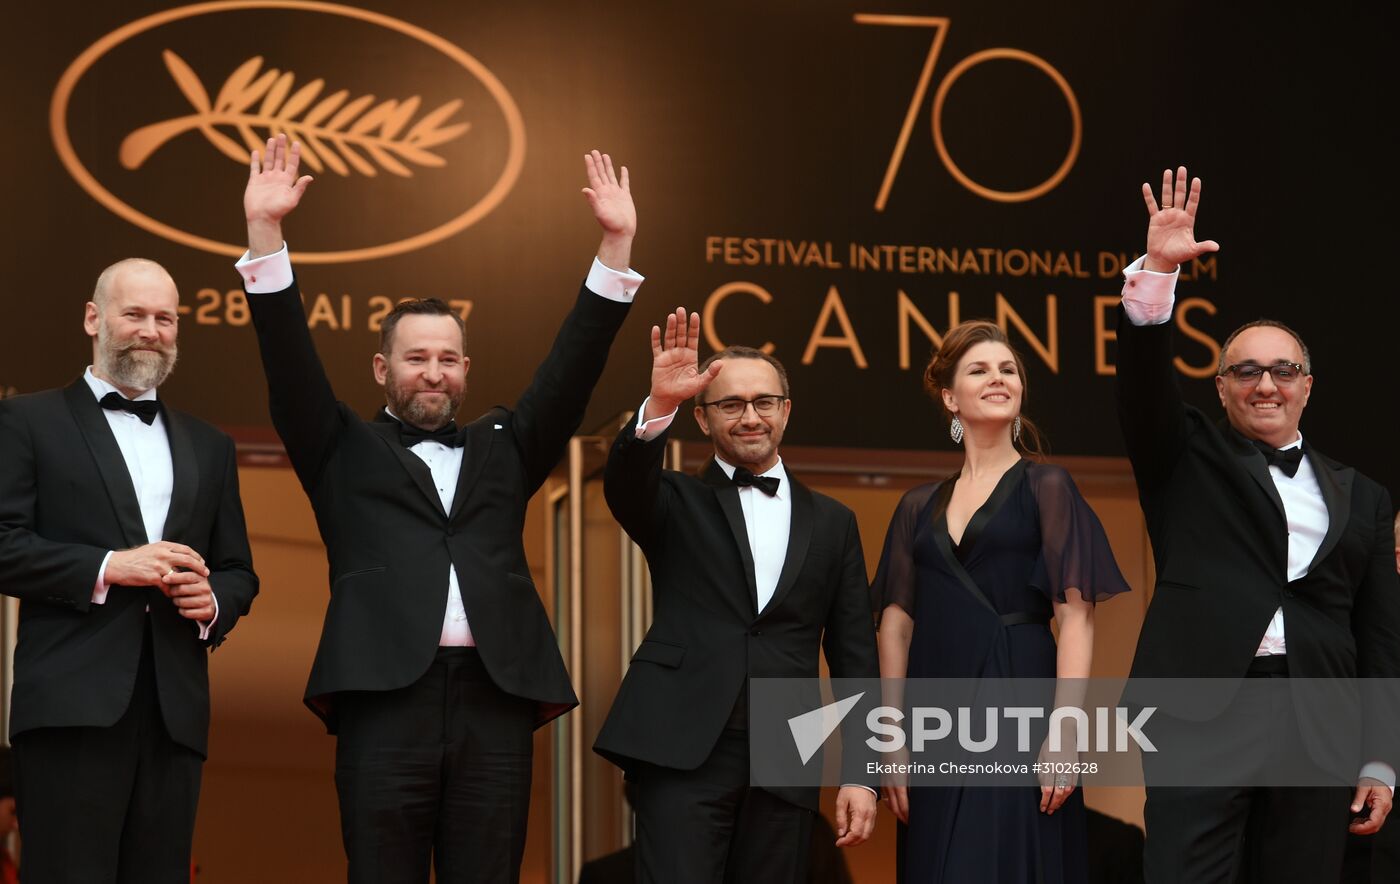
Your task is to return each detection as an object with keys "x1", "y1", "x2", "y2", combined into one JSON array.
[
  {"x1": 247, "y1": 279, "x2": 630, "y2": 729},
  {"x1": 0, "y1": 381, "x2": 258, "y2": 756},
  {"x1": 1117, "y1": 309, "x2": 1400, "y2": 767},
  {"x1": 593, "y1": 426, "x2": 879, "y2": 810}
]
